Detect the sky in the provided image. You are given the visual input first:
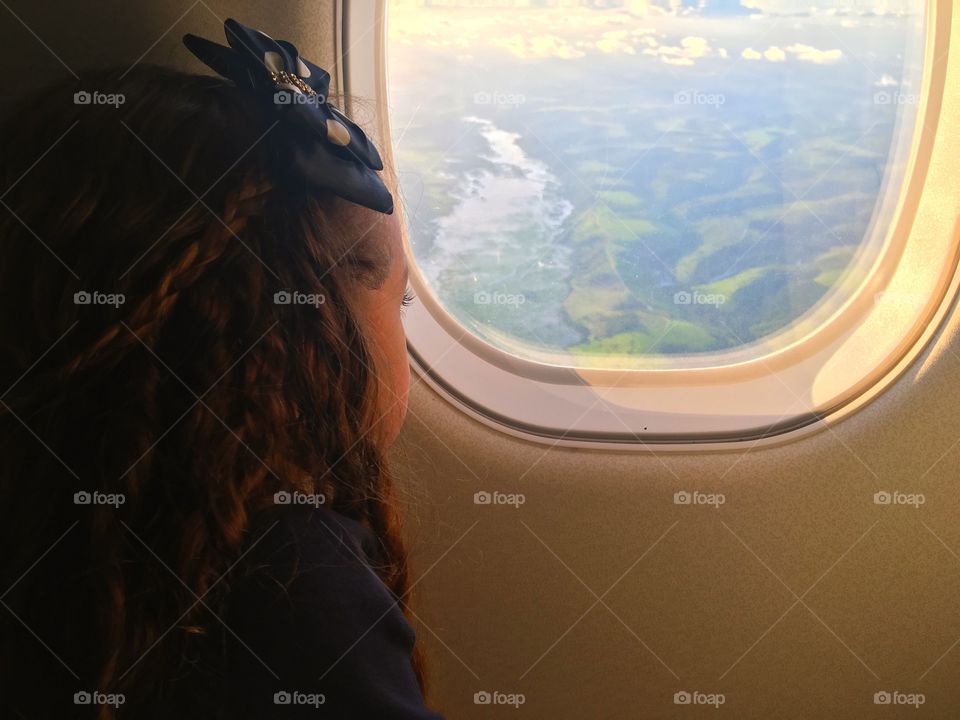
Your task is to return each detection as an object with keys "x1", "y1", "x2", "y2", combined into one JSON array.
[{"x1": 389, "y1": 0, "x2": 920, "y2": 69}]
